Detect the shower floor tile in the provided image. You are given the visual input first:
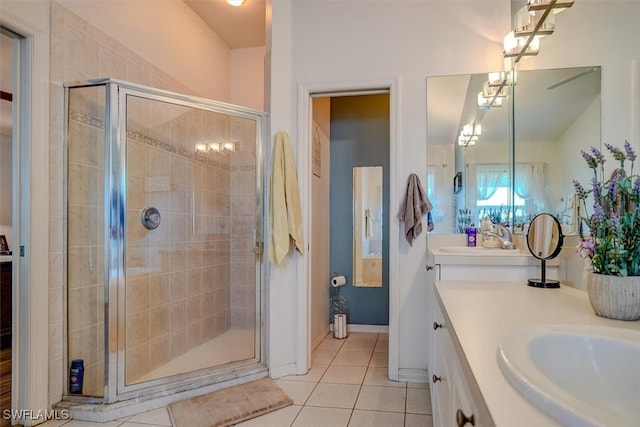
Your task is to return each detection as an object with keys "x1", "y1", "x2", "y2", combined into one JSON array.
[{"x1": 134, "y1": 329, "x2": 255, "y2": 383}]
